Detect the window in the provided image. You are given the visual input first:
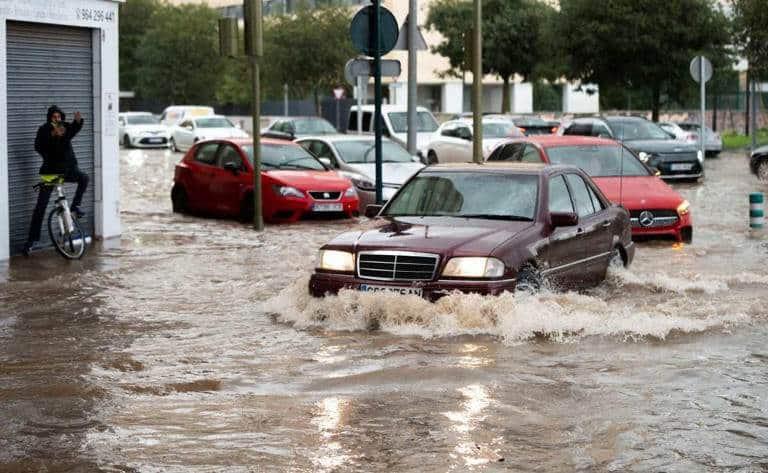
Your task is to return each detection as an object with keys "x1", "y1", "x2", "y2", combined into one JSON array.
[
  {"x1": 362, "y1": 112, "x2": 373, "y2": 132},
  {"x1": 545, "y1": 145, "x2": 650, "y2": 177},
  {"x1": 441, "y1": 123, "x2": 457, "y2": 137},
  {"x1": 194, "y1": 142, "x2": 220, "y2": 165},
  {"x1": 592, "y1": 122, "x2": 612, "y2": 138},
  {"x1": 216, "y1": 145, "x2": 243, "y2": 170},
  {"x1": 335, "y1": 140, "x2": 413, "y2": 163},
  {"x1": 196, "y1": 117, "x2": 235, "y2": 129},
  {"x1": 242, "y1": 144, "x2": 326, "y2": 170},
  {"x1": 565, "y1": 174, "x2": 595, "y2": 217},
  {"x1": 180, "y1": 120, "x2": 193, "y2": 130},
  {"x1": 587, "y1": 184, "x2": 605, "y2": 212},
  {"x1": 488, "y1": 143, "x2": 524, "y2": 161},
  {"x1": 387, "y1": 111, "x2": 439, "y2": 133},
  {"x1": 563, "y1": 121, "x2": 593, "y2": 136},
  {"x1": 548, "y1": 175, "x2": 574, "y2": 213},
  {"x1": 305, "y1": 140, "x2": 336, "y2": 166},
  {"x1": 521, "y1": 145, "x2": 542, "y2": 163}
]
